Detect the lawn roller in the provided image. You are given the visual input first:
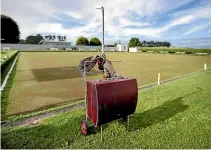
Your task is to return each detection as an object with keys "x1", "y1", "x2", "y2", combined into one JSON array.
[{"x1": 80, "y1": 60, "x2": 138, "y2": 140}]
